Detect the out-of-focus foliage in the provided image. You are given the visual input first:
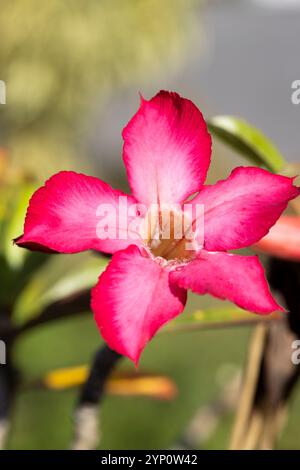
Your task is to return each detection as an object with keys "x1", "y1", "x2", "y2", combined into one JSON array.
[
  {"x1": 12, "y1": 253, "x2": 106, "y2": 326},
  {"x1": 0, "y1": 158, "x2": 107, "y2": 324},
  {"x1": 208, "y1": 116, "x2": 300, "y2": 222},
  {"x1": 0, "y1": 0, "x2": 200, "y2": 176},
  {"x1": 165, "y1": 307, "x2": 281, "y2": 333},
  {"x1": 208, "y1": 116, "x2": 286, "y2": 173}
]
